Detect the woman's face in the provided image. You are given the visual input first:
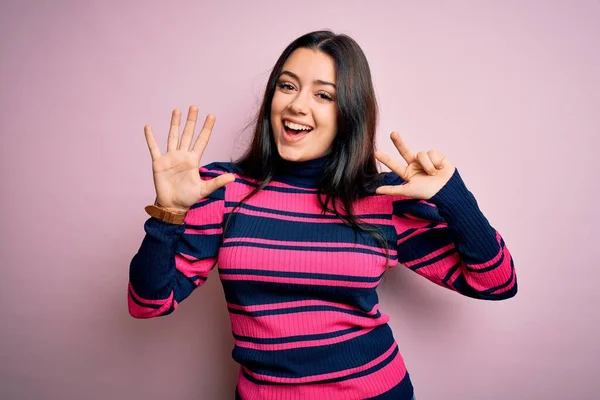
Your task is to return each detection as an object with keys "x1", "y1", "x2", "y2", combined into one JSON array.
[{"x1": 270, "y1": 48, "x2": 337, "y2": 162}]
